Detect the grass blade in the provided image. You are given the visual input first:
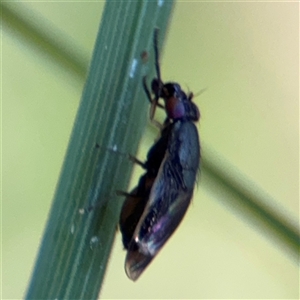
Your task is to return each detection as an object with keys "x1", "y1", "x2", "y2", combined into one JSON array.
[{"x1": 24, "y1": 1, "x2": 174, "y2": 299}]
